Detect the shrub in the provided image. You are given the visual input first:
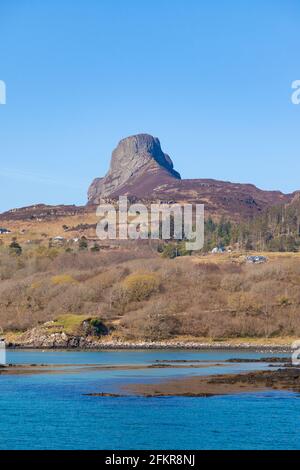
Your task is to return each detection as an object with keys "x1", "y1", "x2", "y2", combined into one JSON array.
[
  {"x1": 84, "y1": 318, "x2": 109, "y2": 336},
  {"x1": 9, "y1": 240, "x2": 22, "y2": 256},
  {"x1": 51, "y1": 274, "x2": 76, "y2": 285},
  {"x1": 79, "y1": 237, "x2": 88, "y2": 251},
  {"x1": 121, "y1": 302, "x2": 181, "y2": 340},
  {"x1": 277, "y1": 296, "x2": 291, "y2": 306},
  {"x1": 0, "y1": 253, "x2": 19, "y2": 280},
  {"x1": 121, "y1": 272, "x2": 160, "y2": 301},
  {"x1": 161, "y1": 244, "x2": 177, "y2": 259},
  {"x1": 34, "y1": 246, "x2": 60, "y2": 260},
  {"x1": 90, "y1": 243, "x2": 100, "y2": 252}
]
